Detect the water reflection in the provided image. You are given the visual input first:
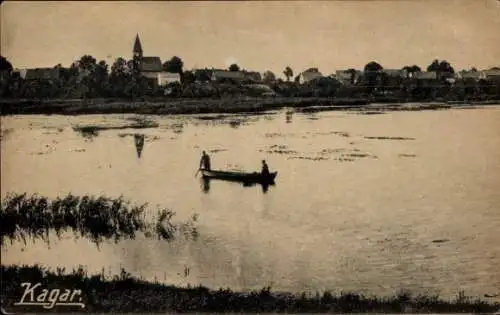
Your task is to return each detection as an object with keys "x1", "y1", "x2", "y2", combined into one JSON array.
[
  {"x1": 76, "y1": 128, "x2": 99, "y2": 140},
  {"x1": 201, "y1": 178, "x2": 210, "y2": 193},
  {"x1": 200, "y1": 177, "x2": 274, "y2": 194},
  {"x1": 134, "y1": 134, "x2": 145, "y2": 158}
]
